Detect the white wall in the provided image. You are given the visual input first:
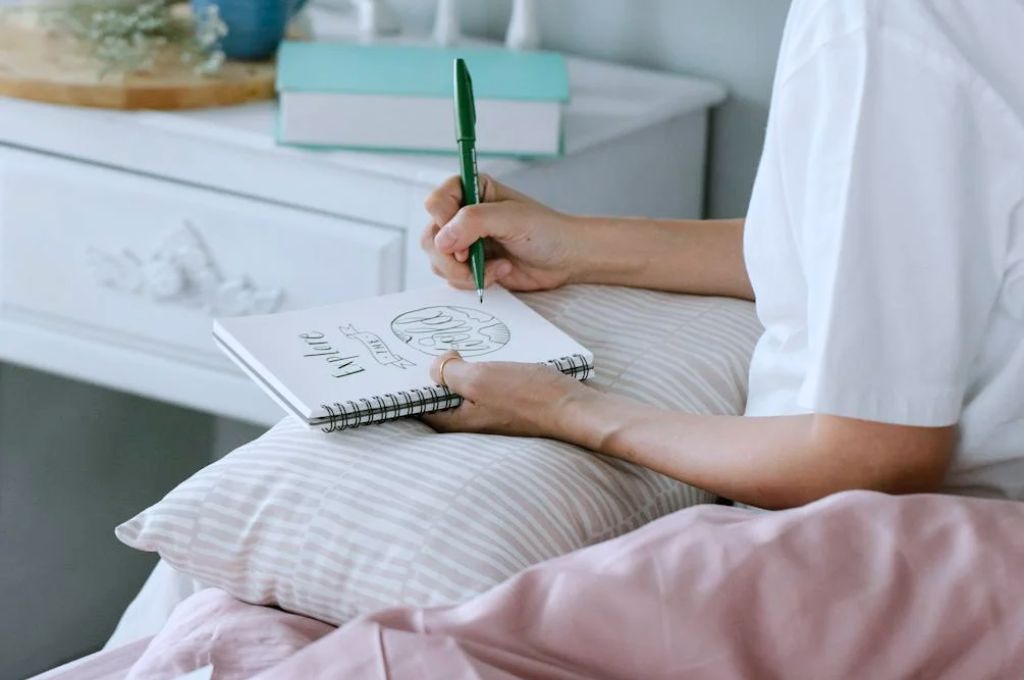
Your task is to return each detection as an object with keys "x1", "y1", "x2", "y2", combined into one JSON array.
[{"x1": 392, "y1": 0, "x2": 793, "y2": 218}]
